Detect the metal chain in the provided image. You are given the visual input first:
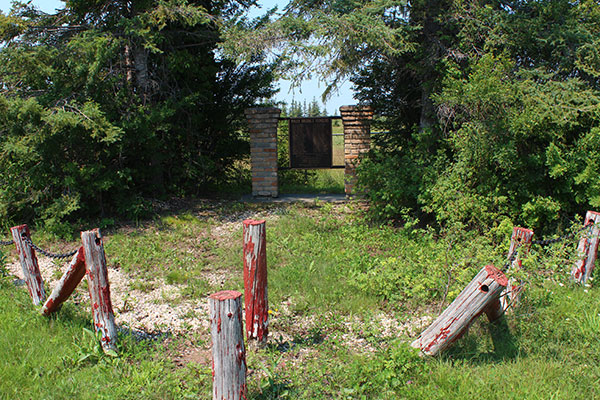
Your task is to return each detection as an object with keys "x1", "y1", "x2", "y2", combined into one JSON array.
[
  {"x1": 21, "y1": 235, "x2": 78, "y2": 259},
  {"x1": 501, "y1": 244, "x2": 520, "y2": 272},
  {"x1": 531, "y1": 220, "x2": 594, "y2": 246},
  {"x1": 0, "y1": 239, "x2": 13, "y2": 246}
]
